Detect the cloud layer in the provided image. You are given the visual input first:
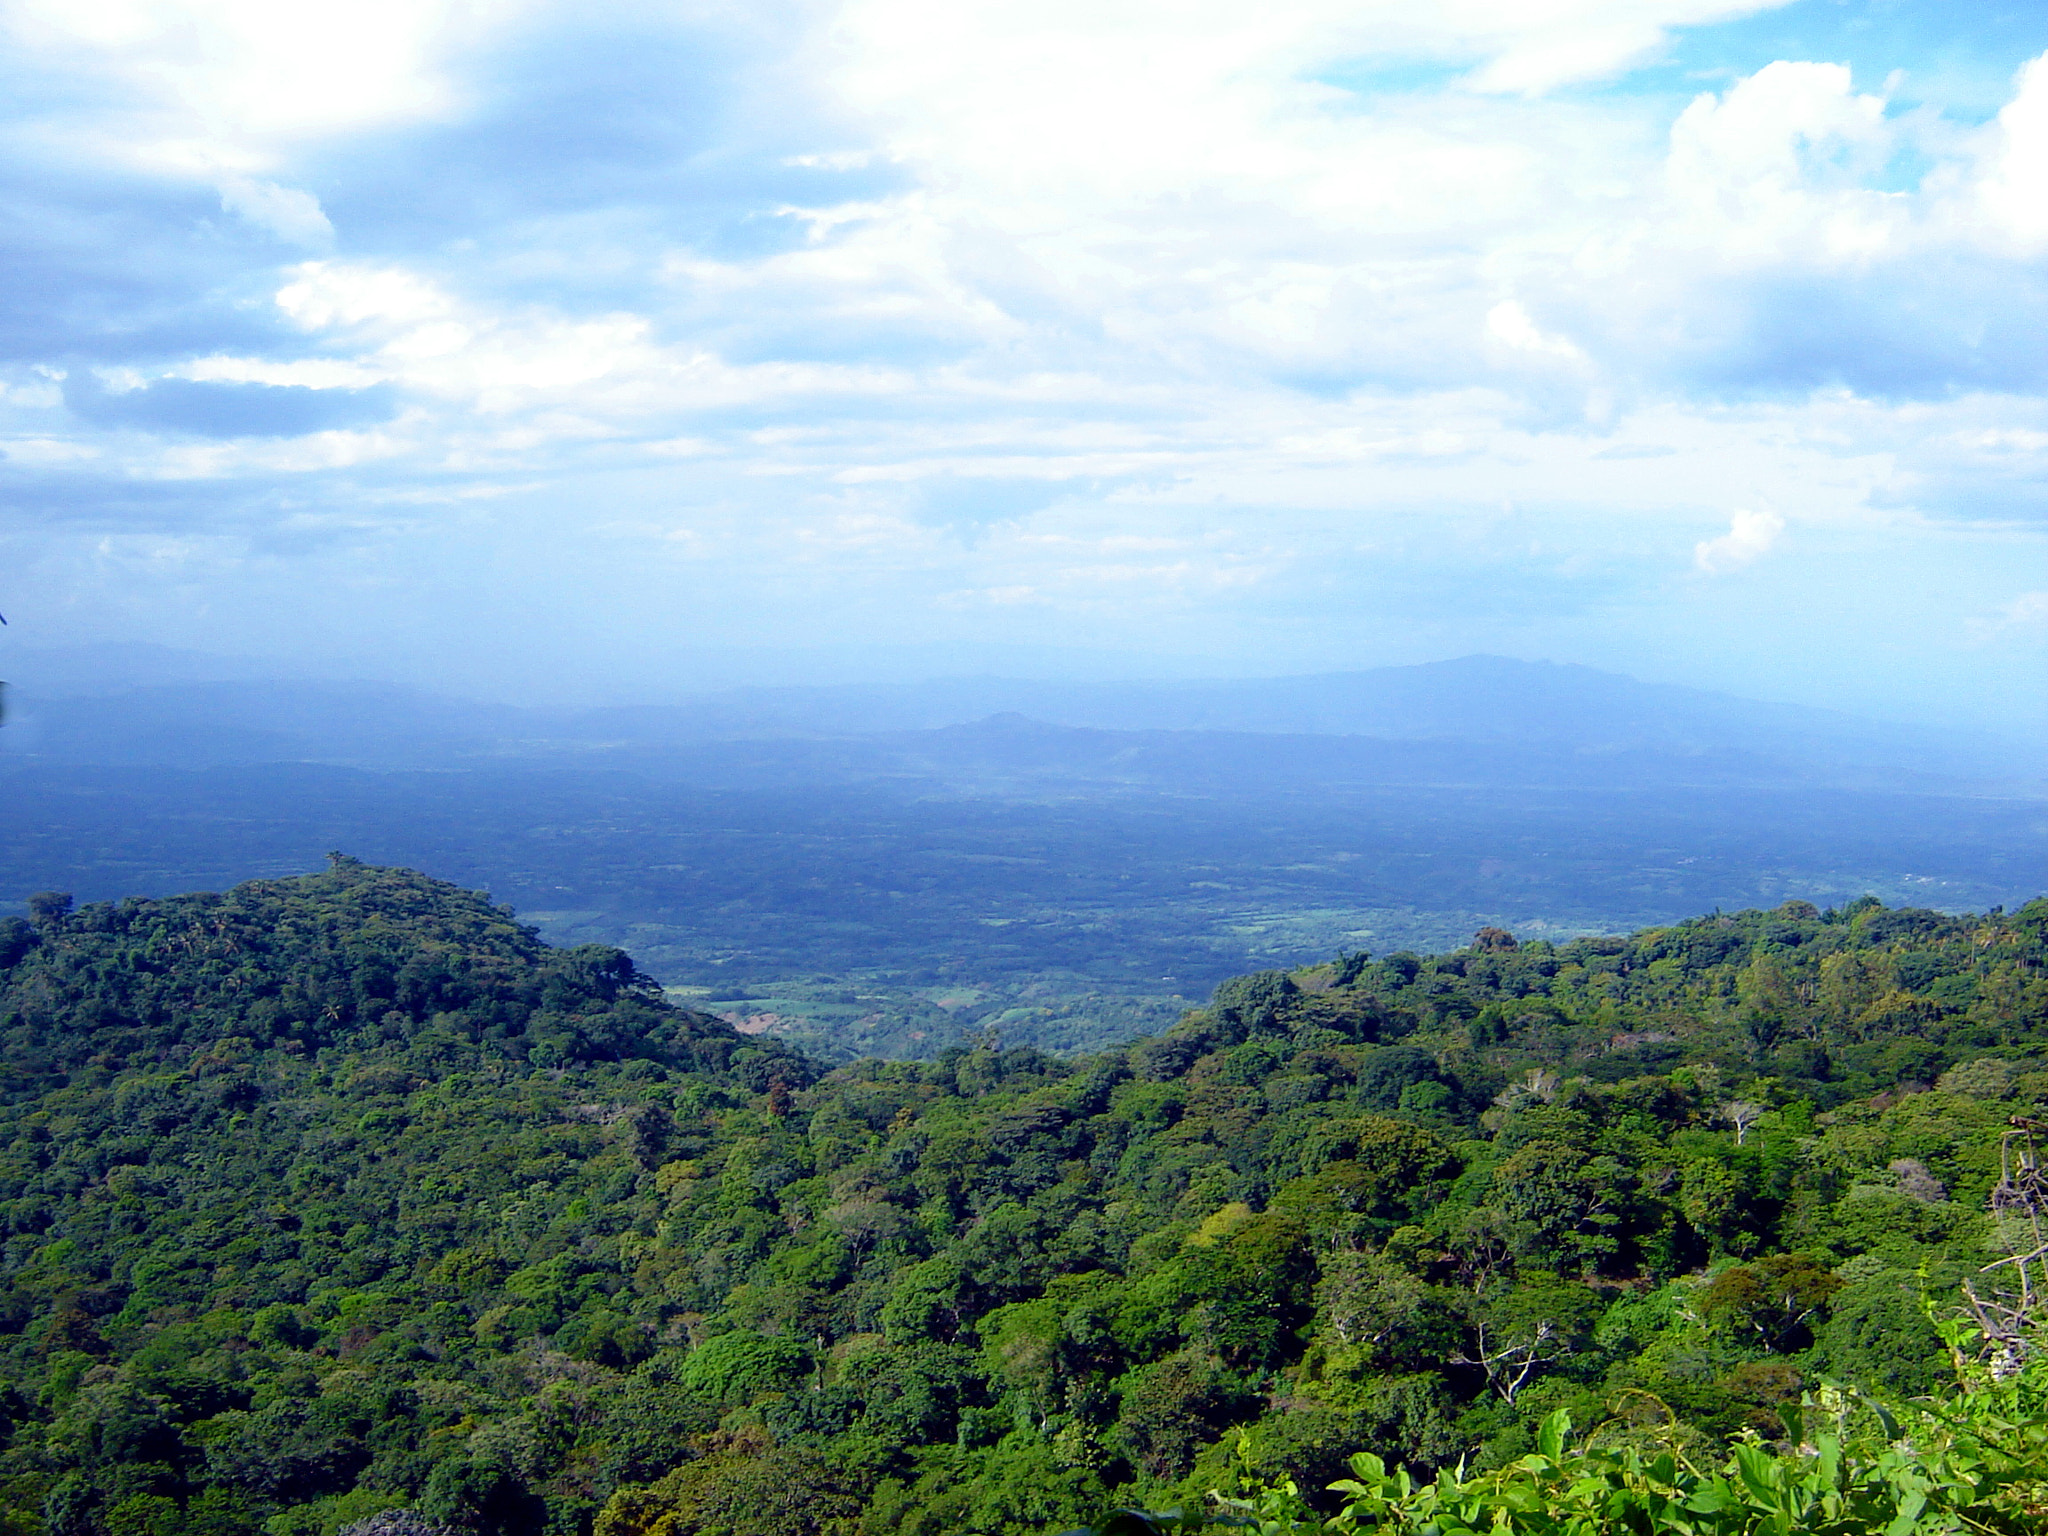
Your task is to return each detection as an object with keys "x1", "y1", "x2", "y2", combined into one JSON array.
[{"x1": 0, "y1": 0, "x2": 2043, "y2": 729}]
